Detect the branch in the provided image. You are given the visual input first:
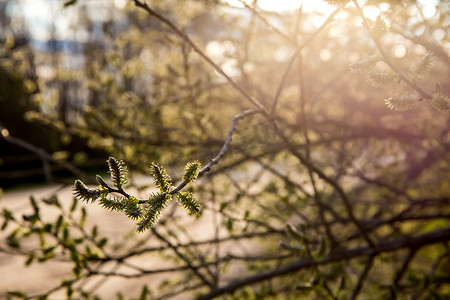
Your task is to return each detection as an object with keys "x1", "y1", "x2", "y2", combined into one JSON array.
[
  {"x1": 196, "y1": 226, "x2": 450, "y2": 299},
  {"x1": 133, "y1": 0, "x2": 266, "y2": 112},
  {"x1": 0, "y1": 124, "x2": 93, "y2": 184},
  {"x1": 270, "y1": 8, "x2": 339, "y2": 114},
  {"x1": 352, "y1": 0, "x2": 432, "y2": 100}
]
